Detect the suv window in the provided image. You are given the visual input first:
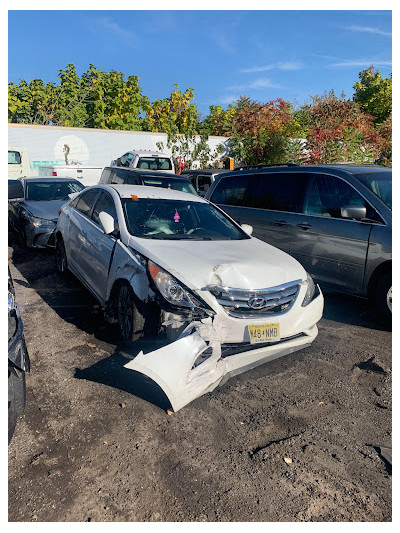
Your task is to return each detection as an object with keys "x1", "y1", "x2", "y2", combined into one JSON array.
[
  {"x1": 75, "y1": 189, "x2": 100, "y2": 217},
  {"x1": 91, "y1": 191, "x2": 119, "y2": 230},
  {"x1": 110, "y1": 169, "x2": 141, "y2": 185},
  {"x1": 250, "y1": 173, "x2": 308, "y2": 212},
  {"x1": 210, "y1": 174, "x2": 252, "y2": 206},
  {"x1": 304, "y1": 174, "x2": 375, "y2": 219},
  {"x1": 198, "y1": 174, "x2": 212, "y2": 194}
]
